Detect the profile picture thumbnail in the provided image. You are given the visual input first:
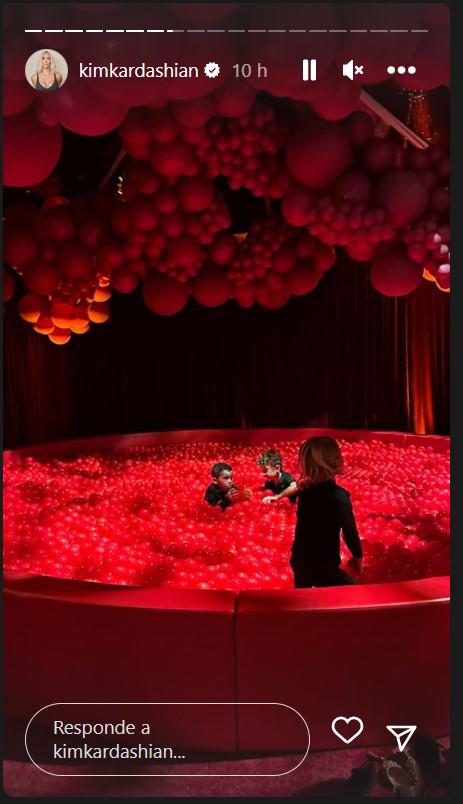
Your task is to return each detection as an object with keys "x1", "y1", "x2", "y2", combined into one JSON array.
[{"x1": 25, "y1": 49, "x2": 68, "y2": 92}]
